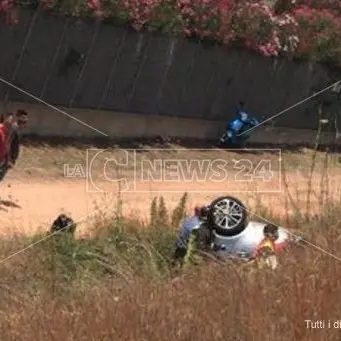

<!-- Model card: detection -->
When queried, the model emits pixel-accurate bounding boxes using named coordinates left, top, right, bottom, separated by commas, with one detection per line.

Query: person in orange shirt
left=252, top=223, right=280, bottom=267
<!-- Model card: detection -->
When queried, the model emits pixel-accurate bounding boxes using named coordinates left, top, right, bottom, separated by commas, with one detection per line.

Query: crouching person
left=252, top=223, right=280, bottom=270
left=50, top=214, right=77, bottom=237
left=173, top=205, right=212, bottom=267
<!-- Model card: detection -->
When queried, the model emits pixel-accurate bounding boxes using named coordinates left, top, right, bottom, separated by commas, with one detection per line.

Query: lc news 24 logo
left=63, top=149, right=282, bottom=193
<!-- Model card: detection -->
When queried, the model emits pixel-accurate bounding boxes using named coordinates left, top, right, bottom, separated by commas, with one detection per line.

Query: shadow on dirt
left=21, top=134, right=341, bottom=154
left=0, top=200, right=21, bottom=209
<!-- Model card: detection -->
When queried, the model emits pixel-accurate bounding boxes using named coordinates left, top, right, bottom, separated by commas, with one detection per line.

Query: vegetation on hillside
left=1, top=0, right=341, bottom=66
left=1, top=134, right=341, bottom=339
left=1, top=186, right=341, bottom=340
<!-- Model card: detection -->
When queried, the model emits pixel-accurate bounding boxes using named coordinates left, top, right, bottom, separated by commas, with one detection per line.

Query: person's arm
left=249, top=116, right=261, bottom=126
left=252, top=238, right=269, bottom=260
left=9, top=131, right=19, bottom=165
left=0, top=128, right=7, bottom=163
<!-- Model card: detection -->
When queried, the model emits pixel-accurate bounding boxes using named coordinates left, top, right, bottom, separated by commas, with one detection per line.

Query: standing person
left=9, top=109, right=28, bottom=167
left=0, top=112, right=15, bottom=181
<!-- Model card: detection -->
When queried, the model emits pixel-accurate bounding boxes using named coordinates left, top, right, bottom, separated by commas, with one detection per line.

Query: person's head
left=194, top=205, right=201, bottom=216
left=16, top=109, right=28, bottom=131
left=236, top=101, right=248, bottom=122
left=194, top=205, right=209, bottom=220
left=1, top=112, right=14, bottom=127
left=239, top=112, right=249, bottom=122
left=263, top=223, right=279, bottom=242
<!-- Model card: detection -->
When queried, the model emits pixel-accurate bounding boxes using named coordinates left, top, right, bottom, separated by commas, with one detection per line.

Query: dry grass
left=1, top=128, right=341, bottom=340
left=1, top=220, right=341, bottom=341
left=0, top=189, right=340, bottom=341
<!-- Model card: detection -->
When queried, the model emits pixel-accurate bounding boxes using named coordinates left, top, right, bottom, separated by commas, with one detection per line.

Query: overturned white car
left=209, top=196, right=288, bottom=255
left=188, top=196, right=289, bottom=261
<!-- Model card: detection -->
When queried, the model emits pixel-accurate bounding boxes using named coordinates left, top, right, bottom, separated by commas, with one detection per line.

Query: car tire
left=207, top=196, right=248, bottom=237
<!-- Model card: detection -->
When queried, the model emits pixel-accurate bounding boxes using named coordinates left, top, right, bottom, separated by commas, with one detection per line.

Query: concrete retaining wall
left=3, top=101, right=222, bottom=139
left=4, top=101, right=341, bottom=146
left=0, top=9, right=340, bottom=135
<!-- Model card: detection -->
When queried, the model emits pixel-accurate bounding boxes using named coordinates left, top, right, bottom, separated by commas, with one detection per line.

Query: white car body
left=212, top=220, right=289, bottom=258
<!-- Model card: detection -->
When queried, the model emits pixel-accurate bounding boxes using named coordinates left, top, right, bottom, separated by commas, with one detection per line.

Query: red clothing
left=0, top=123, right=11, bottom=163
left=252, top=238, right=275, bottom=259
left=252, top=238, right=284, bottom=259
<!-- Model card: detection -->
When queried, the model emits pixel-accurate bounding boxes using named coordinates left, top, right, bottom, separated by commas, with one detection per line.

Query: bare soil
left=0, top=141, right=340, bottom=237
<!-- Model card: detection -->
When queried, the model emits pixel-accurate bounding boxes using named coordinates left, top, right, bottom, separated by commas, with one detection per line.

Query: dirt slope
left=0, top=143, right=339, bottom=236
left=0, top=170, right=339, bottom=237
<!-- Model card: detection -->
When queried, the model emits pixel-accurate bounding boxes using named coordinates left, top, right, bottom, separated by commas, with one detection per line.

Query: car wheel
left=207, top=196, right=248, bottom=237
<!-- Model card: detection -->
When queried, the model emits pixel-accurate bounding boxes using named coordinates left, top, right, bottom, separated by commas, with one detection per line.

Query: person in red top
left=0, top=112, right=15, bottom=180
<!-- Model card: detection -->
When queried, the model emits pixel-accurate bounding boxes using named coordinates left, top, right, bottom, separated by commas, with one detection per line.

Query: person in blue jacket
left=224, top=101, right=260, bottom=147
left=173, top=205, right=211, bottom=265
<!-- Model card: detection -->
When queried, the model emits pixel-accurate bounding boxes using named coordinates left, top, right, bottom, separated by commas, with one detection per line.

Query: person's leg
left=0, top=165, right=5, bottom=181
left=0, top=162, right=9, bottom=182
left=196, top=223, right=212, bottom=253
left=172, top=247, right=187, bottom=267
left=174, top=247, right=187, bottom=259
left=225, top=131, right=237, bottom=148
left=231, top=134, right=242, bottom=149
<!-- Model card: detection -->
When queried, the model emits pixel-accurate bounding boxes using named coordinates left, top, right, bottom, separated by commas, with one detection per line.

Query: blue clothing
left=226, top=111, right=260, bottom=138
left=225, top=117, right=246, bottom=145
left=175, top=216, right=201, bottom=249
left=226, top=118, right=244, bottom=134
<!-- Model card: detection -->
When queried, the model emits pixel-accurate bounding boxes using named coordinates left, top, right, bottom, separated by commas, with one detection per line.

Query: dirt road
left=0, top=144, right=339, bottom=236
left=1, top=169, right=340, bottom=237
